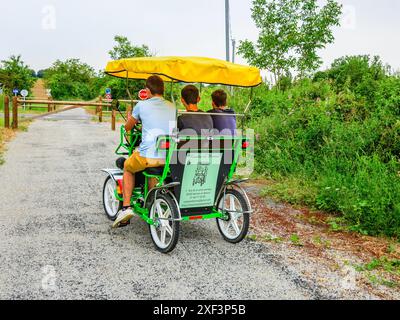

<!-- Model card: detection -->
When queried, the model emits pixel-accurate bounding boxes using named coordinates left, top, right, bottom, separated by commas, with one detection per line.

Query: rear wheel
left=216, top=189, right=250, bottom=244
left=103, top=176, right=122, bottom=221
left=149, top=193, right=180, bottom=254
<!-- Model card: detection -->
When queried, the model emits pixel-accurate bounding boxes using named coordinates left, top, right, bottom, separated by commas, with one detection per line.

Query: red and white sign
left=138, top=89, right=149, bottom=100
left=105, top=93, right=112, bottom=100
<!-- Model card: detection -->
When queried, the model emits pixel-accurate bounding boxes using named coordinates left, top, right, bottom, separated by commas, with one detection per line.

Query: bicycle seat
left=145, top=167, right=165, bottom=176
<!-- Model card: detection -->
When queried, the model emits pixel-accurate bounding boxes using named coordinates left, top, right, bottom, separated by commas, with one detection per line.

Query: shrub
left=248, top=57, right=400, bottom=237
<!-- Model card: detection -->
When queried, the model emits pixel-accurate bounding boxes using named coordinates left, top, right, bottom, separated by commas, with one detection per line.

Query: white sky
left=1, top=0, right=399, bottom=72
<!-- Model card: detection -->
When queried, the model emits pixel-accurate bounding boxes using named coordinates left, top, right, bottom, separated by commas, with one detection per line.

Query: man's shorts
left=124, top=150, right=165, bottom=174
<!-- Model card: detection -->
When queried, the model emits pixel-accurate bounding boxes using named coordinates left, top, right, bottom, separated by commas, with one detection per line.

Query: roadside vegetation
left=235, top=55, right=400, bottom=238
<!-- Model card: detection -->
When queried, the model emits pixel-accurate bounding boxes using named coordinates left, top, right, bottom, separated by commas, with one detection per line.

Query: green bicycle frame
left=114, top=126, right=250, bottom=224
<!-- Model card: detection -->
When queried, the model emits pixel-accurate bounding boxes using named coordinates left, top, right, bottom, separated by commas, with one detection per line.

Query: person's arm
left=125, top=104, right=140, bottom=131
left=125, top=113, right=138, bottom=132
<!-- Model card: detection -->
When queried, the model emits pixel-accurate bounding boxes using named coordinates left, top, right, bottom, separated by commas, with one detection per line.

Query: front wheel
left=103, top=176, right=122, bottom=221
left=216, top=189, right=250, bottom=244
left=149, top=193, right=180, bottom=254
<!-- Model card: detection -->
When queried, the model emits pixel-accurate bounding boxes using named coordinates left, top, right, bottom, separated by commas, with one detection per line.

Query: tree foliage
left=313, top=55, right=391, bottom=106
left=238, top=0, right=342, bottom=83
left=108, top=35, right=151, bottom=60
left=0, top=55, right=36, bottom=94
left=44, top=59, right=97, bottom=100
left=100, top=35, right=152, bottom=99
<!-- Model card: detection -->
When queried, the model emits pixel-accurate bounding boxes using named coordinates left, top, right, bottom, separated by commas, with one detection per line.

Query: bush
left=248, top=57, right=400, bottom=237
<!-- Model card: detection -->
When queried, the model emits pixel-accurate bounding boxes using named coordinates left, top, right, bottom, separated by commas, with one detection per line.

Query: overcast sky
left=1, top=0, right=399, bottom=72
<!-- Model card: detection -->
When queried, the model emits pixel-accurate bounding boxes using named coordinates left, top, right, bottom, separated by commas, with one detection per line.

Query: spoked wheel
left=149, top=193, right=180, bottom=254
left=103, top=176, right=122, bottom=221
left=217, top=189, right=250, bottom=244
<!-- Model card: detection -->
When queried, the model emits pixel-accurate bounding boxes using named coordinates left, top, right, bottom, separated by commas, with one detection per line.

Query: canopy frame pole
left=241, top=88, right=254, bottom=131
left=126, top=73, right=134, bottom=102
left=171, top=81, right=179, bottom=133
left=170, top=81, right=175, bottom=104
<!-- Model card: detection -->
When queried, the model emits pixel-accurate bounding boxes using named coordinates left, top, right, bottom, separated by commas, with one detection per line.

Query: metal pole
left=232, top=39, right=236, bottom=64
left=225, top=0, right=230, bottom=62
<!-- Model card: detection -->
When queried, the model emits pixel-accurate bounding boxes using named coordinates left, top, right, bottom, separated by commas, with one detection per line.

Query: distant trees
left=239, top=0, right=342, bottom=86
left=44, top=59, right=97, bottom=100
left=0, top=55, right=36, bottom=94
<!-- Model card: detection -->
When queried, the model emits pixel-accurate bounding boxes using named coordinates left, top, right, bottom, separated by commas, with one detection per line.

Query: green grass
left=18, top=105, right=50, bottom=114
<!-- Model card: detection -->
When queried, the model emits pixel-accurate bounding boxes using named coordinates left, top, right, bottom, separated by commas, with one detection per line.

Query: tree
left=238, top=0, right=342, bottom=85
left=36, top=69, right=48, bottom=78
left=44, top=59, right=97, bottom=100
left=100, top=35, right=152, bottom=99
left=109, top=35, right=151, bottom=60
left=0, top=55, right=36, bottom=94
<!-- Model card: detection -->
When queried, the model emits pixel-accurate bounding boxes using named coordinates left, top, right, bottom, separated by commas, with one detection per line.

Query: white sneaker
left=112, top=208, right=134, bottom=228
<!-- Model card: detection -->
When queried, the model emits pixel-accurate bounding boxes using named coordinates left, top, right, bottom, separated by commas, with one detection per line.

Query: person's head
left=181, top=85, right=200, bottom=110
left=211, top=89, right=228, bottom=109
left=145, top=75, right=165, bottom=98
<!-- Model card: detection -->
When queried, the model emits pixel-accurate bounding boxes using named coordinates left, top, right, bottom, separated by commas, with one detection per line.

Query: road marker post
left=98, top=96, right=103, bottom=123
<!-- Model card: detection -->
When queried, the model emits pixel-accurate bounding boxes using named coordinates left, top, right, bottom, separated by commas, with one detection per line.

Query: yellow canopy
left=105, top=56, right=262, bottom=87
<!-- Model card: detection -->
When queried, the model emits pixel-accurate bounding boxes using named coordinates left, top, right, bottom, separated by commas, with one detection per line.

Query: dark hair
left=146, top=75, right=164, bottom=95
left=181, top=85, right=199, bottom=105
left=211, top=89, right=227, bottom=108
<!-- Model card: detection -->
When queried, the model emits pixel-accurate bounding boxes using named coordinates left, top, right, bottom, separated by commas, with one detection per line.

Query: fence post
left=12, top=96, right=18, bottom=129
left=48, top=97, right=54, bottom=111
left=47, top=96, right=52, bottom=112
left=98, top=96, right=103, bottom=123
left=112, top=109, right=116, bottom=131
left=4, top=96, right=10, bottom=128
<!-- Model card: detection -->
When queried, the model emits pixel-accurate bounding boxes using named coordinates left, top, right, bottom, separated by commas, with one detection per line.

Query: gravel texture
left=0, top=108, right=317, bottom=300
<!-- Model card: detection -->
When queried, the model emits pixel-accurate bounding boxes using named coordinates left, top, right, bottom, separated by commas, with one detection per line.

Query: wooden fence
left=2, top=96, right=138, bottom=131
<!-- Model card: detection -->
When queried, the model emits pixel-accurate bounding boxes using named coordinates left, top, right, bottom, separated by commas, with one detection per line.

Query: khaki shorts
left=124, top=150, right=165, bottom=174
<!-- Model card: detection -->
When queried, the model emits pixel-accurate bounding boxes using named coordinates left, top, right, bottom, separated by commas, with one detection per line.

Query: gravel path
left=0, top=108, right=315, bottom=300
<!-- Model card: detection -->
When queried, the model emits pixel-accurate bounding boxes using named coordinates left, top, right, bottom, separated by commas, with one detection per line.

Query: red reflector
left=242, top=141, right=250, bottom=149
left=160, top=141, right=170, bottom=149
left=189, top=216, right=203, bottom=221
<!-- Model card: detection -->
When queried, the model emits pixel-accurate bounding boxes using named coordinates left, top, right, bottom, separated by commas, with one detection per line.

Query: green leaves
left=0, top=55, right=36, bottom=94
left=108, top=35, right=151, bottom=60
left=44, top=59, right=97, bottom=100
left=238, top=0, right=342, bottom=82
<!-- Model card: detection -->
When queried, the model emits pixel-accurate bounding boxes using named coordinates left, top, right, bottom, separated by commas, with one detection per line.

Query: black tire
left=103, top=176, right=122, bottom=221
left=216, top=189, right=250, bottom=244
left=148, top=193, right=180, bottom=254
